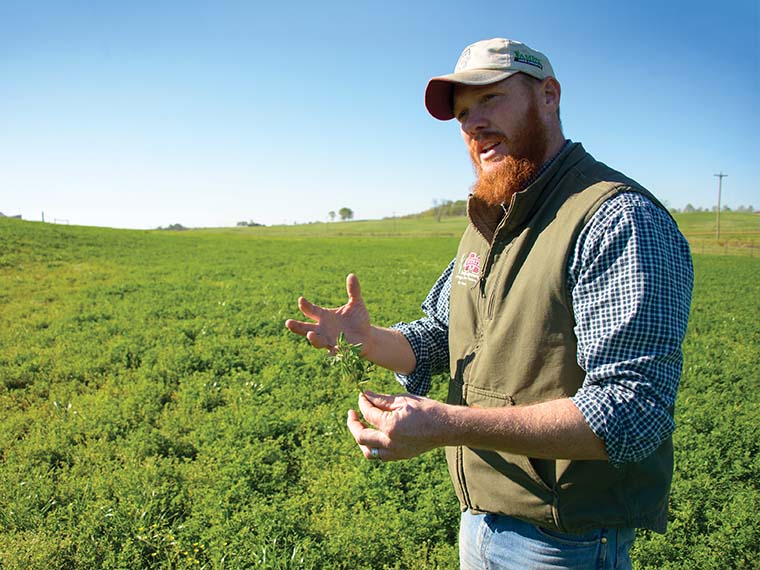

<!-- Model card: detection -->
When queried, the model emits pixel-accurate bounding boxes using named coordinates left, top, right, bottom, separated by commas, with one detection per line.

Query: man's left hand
left=346, top=390, right=450, bottom=461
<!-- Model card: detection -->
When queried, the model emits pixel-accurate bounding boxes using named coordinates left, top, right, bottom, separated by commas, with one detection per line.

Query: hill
left=195, top=210, right=760, bottom=256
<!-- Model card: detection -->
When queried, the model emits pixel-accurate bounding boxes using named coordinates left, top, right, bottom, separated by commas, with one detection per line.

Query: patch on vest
left=455, top=252, right=481, bottom=286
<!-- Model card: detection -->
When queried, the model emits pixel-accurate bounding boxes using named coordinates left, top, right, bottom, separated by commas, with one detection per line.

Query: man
left=285, top=38, right=693, bottom=569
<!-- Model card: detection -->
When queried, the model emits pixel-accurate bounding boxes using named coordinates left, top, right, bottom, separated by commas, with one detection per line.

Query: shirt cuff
left=571, top=382, right=675, bottom=468
left=390, top=322, right=432, bottom=396
left=570, top=388, right=625, bottom=467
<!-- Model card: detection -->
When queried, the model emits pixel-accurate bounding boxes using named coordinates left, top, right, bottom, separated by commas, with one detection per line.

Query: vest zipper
left=551, top=489, right=562, bottom=530
left=486, top=290, right=496, bottom=320
left=456, top=446, right=472, bottom=509
left=457, top=384, right=472, bottom=509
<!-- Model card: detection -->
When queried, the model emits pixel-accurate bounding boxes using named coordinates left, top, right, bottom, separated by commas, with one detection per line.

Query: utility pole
left=714, top=172, right=727, bottom=240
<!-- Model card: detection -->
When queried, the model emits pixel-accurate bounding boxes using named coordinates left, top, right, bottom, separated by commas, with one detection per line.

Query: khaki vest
left=447, top=143, right=672, bottom=533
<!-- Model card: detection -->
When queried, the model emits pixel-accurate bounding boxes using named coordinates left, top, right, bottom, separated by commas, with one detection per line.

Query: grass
left=0, top=213, right=758, bottom=568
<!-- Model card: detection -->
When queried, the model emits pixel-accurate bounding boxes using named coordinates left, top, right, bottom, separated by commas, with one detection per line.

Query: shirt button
left=600, top=537, right=608, bottom=544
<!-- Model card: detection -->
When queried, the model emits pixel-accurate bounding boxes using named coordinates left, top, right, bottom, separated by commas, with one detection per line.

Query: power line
left=714, top=172, right=727, bottom=240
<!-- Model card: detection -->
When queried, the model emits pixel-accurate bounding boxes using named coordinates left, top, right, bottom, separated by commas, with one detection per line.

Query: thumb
left=346, top=273, right=363, bottom=304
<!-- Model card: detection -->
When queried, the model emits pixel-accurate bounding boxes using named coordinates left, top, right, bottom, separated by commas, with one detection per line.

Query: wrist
left=362, top=325, right=381, bottom=360
left=434, top=402, right=468, bottom=447
left=363, top=326, right=417, bottom=375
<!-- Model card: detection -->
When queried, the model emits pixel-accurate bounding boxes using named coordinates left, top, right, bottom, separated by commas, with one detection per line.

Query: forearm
left=363, top=325, right=417, bottom=375
left=442, top=398, right=608, bottom=461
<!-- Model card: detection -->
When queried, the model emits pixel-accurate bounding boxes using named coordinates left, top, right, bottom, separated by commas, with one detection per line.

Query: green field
left=1, top=214, right=758, bottom=569
left=671, top=212, right=760, bottom=255
left=202, top=210, right=760, bottom=255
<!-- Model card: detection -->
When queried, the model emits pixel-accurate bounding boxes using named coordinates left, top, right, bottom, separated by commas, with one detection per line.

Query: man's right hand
left=284, top=273, right=372, bottom=355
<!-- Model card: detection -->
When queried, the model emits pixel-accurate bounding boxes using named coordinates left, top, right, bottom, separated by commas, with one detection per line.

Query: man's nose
left=461, top=108, right=488, bottom=137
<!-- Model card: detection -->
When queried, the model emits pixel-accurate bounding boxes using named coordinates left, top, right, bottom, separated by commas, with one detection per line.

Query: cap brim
left=424, top=69, right=516, bottom=121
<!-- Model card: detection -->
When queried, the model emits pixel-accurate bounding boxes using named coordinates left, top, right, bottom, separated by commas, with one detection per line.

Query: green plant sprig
left=329, top=332, right=372, bottom=389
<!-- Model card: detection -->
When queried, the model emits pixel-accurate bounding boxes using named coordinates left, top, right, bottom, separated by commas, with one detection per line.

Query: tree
left=338, top=207, right=354, bottom=221
left=328, top=211, right=336, bottom=222
left=433, top=199, right=453, bottom=222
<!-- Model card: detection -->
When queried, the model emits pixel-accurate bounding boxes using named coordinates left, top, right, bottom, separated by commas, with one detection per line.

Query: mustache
left=469, top=130, right=507, bottom=173
left=469, top=130, right=507, bottom=150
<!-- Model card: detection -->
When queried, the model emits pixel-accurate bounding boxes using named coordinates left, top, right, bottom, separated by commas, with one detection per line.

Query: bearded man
left=286, top=38, right=694, bottom=570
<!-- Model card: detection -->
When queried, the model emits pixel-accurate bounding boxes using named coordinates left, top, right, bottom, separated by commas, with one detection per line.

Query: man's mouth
left=479, top=140, right=505, bottom=161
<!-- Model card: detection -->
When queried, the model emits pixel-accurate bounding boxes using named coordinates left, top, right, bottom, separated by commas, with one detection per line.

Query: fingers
left=297, top=296, right=324, bottom=321
left=284, top=318, right=333, bottom=350
left=284, top=318, right=315, bottom=337
left=361, top=390, right=398, bottom=411
left=286, top=277, right=364, bottom=348
left=356, top=392, right=392, bottom=429
left=283, top=296, right=323, bottom=337
left=306, top=330, right=331, bottom=350
left=347, top=409, right=391, bottom=458
left=346, top=409, right=368, bottom=442
left=346, top=273, right=363, bottom=304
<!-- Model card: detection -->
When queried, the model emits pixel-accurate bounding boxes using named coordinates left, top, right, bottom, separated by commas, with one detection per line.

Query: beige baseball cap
left=425, top=38, right=556, bottom=121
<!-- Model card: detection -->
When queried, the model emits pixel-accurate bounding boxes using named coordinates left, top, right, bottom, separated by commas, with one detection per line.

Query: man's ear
left=541, top=77, right=561, bottom=112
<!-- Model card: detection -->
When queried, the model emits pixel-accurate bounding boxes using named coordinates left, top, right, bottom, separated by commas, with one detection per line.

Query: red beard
left=470, top=98, right=549, bottom=206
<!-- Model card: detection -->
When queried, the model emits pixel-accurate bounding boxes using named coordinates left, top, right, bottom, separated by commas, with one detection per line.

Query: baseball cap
left=425, top=38, right=556, bottom=121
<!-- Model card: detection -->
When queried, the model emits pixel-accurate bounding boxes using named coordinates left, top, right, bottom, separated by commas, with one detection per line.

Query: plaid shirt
left=392, top=191, right=693, bottom=466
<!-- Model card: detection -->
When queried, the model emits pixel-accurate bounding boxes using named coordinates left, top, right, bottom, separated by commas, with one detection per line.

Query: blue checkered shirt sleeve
left=390, top=259, right=454, bottom=396
left=569, top=192, right=693, bottom=466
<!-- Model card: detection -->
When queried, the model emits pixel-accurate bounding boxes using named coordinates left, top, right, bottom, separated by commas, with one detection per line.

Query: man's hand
left=285, top=275, right=418, bottom=375
left=346, top=390, right=451, bottom=461
left=347, top=391, right=609, bottom=462
left=285, top=273, right=372, bottom=354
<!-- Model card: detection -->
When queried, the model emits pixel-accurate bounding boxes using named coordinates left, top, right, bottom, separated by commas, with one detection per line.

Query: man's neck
left=540, top=133, right=568, bottom=166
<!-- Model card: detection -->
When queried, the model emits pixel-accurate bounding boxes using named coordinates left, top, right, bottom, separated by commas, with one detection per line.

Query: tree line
left=672, top=204, right=755, bottom=214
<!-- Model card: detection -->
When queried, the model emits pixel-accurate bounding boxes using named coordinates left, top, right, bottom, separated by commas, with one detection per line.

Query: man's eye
left=482, top=93, right=497, bottom=103
left=456, top=109, right=468, bottom=122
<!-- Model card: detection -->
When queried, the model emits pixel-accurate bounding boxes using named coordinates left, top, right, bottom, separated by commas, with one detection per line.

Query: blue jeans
left=459, top=510, right=635, bottom=570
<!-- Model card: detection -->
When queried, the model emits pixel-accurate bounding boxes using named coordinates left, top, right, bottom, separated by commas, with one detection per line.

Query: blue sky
left=1, top=0, right=758, bottom=228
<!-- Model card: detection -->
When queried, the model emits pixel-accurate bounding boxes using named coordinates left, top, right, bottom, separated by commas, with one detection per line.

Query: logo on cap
left=513, top=50, right=543, bottom=70
left=455, top=47, right=472, bottom=72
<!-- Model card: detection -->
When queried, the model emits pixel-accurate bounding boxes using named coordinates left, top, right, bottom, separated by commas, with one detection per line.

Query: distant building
left=0, top=212, right=22, bottom=219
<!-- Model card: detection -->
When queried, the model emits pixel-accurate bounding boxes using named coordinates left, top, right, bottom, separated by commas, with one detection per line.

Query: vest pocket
left=460, top=382, right=515, bottom=407
left=456, top=383, right=554, bottom=494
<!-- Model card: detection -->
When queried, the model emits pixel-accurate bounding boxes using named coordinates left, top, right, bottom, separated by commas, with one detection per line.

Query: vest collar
left=467, top=142, right=587, bottom=242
